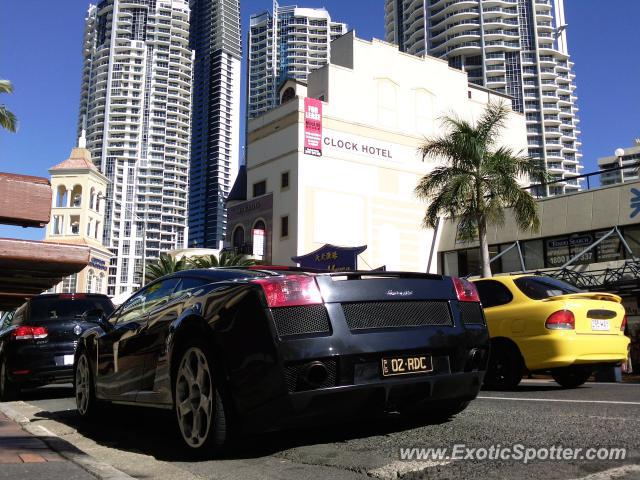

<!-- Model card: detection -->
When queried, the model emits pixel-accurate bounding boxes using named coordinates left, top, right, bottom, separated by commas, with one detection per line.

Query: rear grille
left=341, top=301, right=453, bottom=331
left=459, top=302, right=485, bottom=325
left=271, top=305, right=331, bottom=338
left=284, top=358, right=337, bottom=392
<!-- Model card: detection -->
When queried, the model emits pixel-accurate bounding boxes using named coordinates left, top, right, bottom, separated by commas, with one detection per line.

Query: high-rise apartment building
left=599, top=140, right=640, bottom=186
left=188, top=0, right=242, bottom=249
left=79, top=0, right=193, bottom=296
left=247, top=2, right=347, bottom=119
left=385, top=0, right=582, bottom=196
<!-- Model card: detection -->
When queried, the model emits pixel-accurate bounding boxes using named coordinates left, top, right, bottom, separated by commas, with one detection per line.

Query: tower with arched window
left=46, top=145, right=112, bottom=295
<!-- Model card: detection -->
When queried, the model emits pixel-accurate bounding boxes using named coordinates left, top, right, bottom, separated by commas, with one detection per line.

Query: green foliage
left=0, top=80, right=17, bottom=133
left=415, top=102, right=549, bottom=277
left=140, top=253, right=188, bottom=283
left=187, top=252, right=256, bottom=269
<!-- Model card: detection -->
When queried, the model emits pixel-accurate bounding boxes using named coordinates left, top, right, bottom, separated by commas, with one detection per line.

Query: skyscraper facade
left=188, top=0, right=242, bottom=248
left=79, top=0, right=193, bottom=296
left=247, top=2, right=347, bottom=120
left=385, top=0, right=582, bottom=196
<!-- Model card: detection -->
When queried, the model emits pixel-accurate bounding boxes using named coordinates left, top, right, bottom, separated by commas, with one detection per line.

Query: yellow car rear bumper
left=516, top=333, right=630, bottom=371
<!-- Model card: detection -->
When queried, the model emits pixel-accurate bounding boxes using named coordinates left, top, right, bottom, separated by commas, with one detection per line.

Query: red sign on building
left=303, top=97, right=322, bottom=157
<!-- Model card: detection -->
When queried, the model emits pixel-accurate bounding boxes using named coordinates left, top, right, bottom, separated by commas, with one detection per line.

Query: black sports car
left=0, top=293, right=115, bottom=400
left=74, top=267, right=489, bottom=452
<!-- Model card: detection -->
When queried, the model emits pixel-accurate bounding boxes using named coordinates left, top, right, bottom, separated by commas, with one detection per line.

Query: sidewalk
left=0, top=411, right=93, bottom=479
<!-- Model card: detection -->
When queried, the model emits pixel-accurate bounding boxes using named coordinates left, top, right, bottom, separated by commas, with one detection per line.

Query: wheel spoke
left=178, top=398, right=191, bottom=418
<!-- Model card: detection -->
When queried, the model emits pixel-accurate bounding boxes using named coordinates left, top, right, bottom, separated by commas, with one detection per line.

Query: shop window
left=232, top=225, right=245, bottom=248
left=523, top=240, right=544, bottom=270
left=442, top=251, right=458, bottom=276
left=623, top=226, right=640, bottom=258
left=595, top=230, right=623, bottom=262
left=499, top=244, right=521, bottom=273
left=457, top=248, right=479, bottom=277
left=253, top=180, right=266, bottom=197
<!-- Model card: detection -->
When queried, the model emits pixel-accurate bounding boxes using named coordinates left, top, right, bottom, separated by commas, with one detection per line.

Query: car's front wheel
left=174, top=343, right=229, bottom=454
left=75, top=351, right=100, bottom=418
left=552, top=367, right=592, bottom=388
left=0, top=358, right=19, bottom=401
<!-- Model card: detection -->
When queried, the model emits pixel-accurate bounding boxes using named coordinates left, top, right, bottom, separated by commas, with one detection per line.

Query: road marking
left=368, top=460, right=451, bottom=479
left=572, top=464, right=640, bottom=480
left=478, top=396, right=640, bottom=406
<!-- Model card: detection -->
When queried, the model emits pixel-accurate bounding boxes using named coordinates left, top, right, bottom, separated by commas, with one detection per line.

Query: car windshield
left=29, top=296, right=115, bottom=322
left=514, top=276, right=582, bottom=300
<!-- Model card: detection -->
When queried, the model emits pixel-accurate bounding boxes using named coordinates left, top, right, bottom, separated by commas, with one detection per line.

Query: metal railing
left=525, top=162, right=640, bottom=193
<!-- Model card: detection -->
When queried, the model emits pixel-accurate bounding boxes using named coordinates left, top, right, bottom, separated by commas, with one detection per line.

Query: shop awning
left=0, top=238, right=90, bottom=310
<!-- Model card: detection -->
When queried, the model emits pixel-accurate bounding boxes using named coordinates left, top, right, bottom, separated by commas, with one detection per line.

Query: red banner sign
left=304, top=97, right=322, bottom=157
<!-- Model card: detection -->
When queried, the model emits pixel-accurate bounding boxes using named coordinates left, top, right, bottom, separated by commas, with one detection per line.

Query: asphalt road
left=6, top=380, right=640, bottom=480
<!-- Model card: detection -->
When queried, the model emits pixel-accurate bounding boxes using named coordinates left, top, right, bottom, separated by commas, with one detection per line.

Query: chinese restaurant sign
left=304, top=97, right=322, bottom=157
left=292, top=244, right=367, bottom=271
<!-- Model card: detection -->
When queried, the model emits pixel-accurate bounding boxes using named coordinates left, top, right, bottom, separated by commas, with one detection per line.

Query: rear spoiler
left=543, top=292, right=622, bottom=303
left=239, top=266, right=444, bottom=280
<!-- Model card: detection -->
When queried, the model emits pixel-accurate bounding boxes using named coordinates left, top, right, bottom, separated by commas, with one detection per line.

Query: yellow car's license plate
left=381, top=355, right=433, bottom=377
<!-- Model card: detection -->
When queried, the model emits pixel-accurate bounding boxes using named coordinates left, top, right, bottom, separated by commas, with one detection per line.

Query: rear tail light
left=452, top=277, right=480, bottom=302
left=545, top=310, right=575, bottom=330
left=253, top=275, right=323, bottom=308
left=11, top=325, right=48, bottom=340
left=621, top=315, right=628, bottom=332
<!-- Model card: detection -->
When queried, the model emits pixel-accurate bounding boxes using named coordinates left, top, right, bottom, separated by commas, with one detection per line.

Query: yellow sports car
left=473, top=275, right=629, bottom=389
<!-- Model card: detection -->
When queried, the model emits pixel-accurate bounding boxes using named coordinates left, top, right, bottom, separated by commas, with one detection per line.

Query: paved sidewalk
left=0, top=411, right=93, bottom=479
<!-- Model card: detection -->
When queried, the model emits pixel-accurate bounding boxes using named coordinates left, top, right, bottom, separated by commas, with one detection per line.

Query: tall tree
left=141, top=254, right=187, bottom=283
left=188, top=252, right=256, bottom=269
left=0, top=80, right=17, bottom=133
left=415, top=102, right=547, bottom=278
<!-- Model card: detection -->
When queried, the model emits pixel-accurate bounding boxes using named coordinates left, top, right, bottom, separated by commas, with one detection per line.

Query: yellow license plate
left=381, top=355, right=433, bottom=377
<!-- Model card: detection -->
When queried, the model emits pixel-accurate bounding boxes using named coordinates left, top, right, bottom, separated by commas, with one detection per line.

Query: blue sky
left=1, top=0, right=638, bottom=240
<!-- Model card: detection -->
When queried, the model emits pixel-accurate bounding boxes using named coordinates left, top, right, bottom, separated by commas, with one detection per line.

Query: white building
left=188, top=0, right=242, bottom=249
left=599, top=140, right=640, bottom=186
left=384, top=0, right=582, bottom=196
left=78, top=0, right=193, bottom=296
left=227, top=33, right=527, bottom=272
left=247, top=2, right=347, bottom=120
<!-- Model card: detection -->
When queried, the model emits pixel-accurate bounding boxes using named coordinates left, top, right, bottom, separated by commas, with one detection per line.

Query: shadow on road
left=18, top=385, right=75, bottom=401
left=34, top=401, right=454, bottom=462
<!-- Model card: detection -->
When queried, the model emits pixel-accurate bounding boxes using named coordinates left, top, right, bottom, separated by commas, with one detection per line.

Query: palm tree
left=141, top=253, right=188, bottom=283
left=0, top=80, right=17, bottom=133
left=415, top=102, right=548, bottom=278
left=188, top=251, right=256, bottom=269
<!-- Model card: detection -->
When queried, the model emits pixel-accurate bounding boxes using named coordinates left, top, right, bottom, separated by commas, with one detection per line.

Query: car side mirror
left=82, top=308, right=111, bottom=331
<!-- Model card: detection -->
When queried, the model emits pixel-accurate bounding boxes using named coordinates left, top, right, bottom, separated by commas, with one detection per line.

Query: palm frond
left=0, top=80, right=13, bottom=95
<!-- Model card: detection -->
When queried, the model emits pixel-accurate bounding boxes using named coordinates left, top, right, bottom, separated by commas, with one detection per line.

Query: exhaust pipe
left=302, top=361, right=329, bottom=388
left=467, top=348, right=483, bottom=371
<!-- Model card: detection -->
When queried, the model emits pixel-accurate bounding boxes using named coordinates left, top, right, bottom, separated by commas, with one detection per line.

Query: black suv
left=0, top=293, right=114, bottom=400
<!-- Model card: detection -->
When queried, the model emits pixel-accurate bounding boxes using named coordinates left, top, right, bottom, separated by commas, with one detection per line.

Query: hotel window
left=281, top=171, right=289, bottom=190
left=61, top=274, right=78, bottom=294
left=253, top=180, right=266, bottom=197
left=280, top=215, right=289, bottom=239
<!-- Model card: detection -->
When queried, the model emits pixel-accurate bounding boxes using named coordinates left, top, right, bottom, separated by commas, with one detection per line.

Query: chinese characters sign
left=292, top=244, right=367, bottom=271
left=304, top=97, right=322, bottom=157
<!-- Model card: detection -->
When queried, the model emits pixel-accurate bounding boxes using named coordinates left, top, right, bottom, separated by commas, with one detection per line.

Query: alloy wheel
left=75, top=354, right=90, bottom=415
left=175, top=347, right=214, bottom=448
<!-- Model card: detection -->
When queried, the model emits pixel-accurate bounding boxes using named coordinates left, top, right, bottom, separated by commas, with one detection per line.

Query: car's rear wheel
left=0, top=359, right=19, bottom=401
left=75, top=351, right=100, bottom=418
left=174, top=344, right=229, bottom=454
left=552, top=367, right=592, bottom=388
left=484, top=341, right=523, bottom=390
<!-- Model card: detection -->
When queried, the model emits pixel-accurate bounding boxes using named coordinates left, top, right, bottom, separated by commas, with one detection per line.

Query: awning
left=0, top=238, right=90, bottom=310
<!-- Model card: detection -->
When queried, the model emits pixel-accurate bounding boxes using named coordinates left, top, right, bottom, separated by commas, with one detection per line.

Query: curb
left=0, top=401, right=135, bottom=480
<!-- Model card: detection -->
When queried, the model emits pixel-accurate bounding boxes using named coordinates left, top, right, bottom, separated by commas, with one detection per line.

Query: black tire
left=552, top=367, right=592, bottom=388
left=74, top=350, right=101, bottom=419
left=484, top=341, right=523, bottom=390
left=0, top=359, right=19, bottom=401
left=173, top=341, right=231, bottom=455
